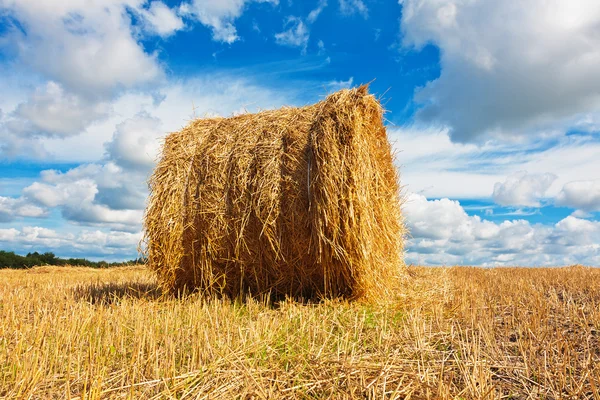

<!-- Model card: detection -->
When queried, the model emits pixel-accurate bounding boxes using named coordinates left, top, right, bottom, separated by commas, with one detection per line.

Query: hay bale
left=143, top=85, right=405, bottom=301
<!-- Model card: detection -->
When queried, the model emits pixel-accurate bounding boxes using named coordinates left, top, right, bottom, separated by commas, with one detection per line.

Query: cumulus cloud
left=0, top=226, right=142, bottom=259
left=0, top=228, right=19, bottom=242
left=0, top=1, right=182, bottom=159
left=492, top=171, right=557, bottom=207
left=404, top=194, right=499, bottom=242
left=105, top=114, right=165, bottom=171
left=41, top=164, right=147, bottom=212
left=0, top=134, right=49, bottom=160
left=556, top=180, right=600, bottom=212
left=553, top=216, right=600, bottom=246
left=0, top=81, right=111, bottom=159
left=62, top=205, right=143, bottom=230
left=76, top=230, right=141, bottom=250
left=389, top=125, right=506, bottom=198
left=4, top=82, right=110, bottom=138
left=21, top=164, right=145, bottom=231
left=138, top=1, right=185, bottom=37
left=403, top=193, right=600, bottom=266
left=0, top=196, right=47, bottom=222
left=389, top=125, right=600, bottom=200
left=0, top=0, right=167, bottom=96
left=180, top=0, right=278, bottom=44
left=400, top=0, right=600, bottom=142
left=23, top=179, right=97, bottom=209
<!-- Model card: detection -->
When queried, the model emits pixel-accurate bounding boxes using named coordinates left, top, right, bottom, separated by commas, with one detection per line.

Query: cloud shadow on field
left=72, top=281, right=162, bottom=305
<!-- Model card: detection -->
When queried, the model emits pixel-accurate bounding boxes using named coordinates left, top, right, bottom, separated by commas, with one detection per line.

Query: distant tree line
left=0, top=251, right=145, bottom=269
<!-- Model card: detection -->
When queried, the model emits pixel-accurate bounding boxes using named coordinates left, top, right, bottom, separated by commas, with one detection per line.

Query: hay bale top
left=144, top=85, right=405, bottom=302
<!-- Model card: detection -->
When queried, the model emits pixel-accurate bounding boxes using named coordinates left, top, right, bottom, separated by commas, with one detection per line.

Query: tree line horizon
left=0, top=250, right=145, bottom=269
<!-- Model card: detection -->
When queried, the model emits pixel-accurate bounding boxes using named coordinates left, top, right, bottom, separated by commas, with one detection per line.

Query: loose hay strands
left=143, top=85, right=405, bottom=302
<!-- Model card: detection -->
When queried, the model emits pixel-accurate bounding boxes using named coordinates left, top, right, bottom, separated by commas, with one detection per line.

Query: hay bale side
left=143, top=85, right=405, bottom=301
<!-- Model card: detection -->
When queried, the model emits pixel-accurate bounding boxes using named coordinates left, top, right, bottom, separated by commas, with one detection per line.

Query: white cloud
left=0, top=0, right=168, bottom=96
left=404, top=194, right=499, bottom=241
left=275, top=0, right=328, bottom=53
left=21, top=164, right=145, bottom=231
left=0, top=0, right=216, bottom=162
left=403, top=193, right=600, bottom=266
left=389, top=125, right=600, bottom=200
left=0, top=196, right=47, bottom=222
left=389, top=125, right=503, bottom=198
left=76, top=230, right=141, bottom=249
left=556, top=180, right=600, bottom=212
left=23, top=179, right=97, bottom=209
left=0, top=228, right=19, bottom=242
left=138, top=1, right=185, bottom=37
left=62, top=204, right=144, bottom=229
left=0, top=134, right=48, bottom=160
left=180, top=0, right=278, bottom=44
left=21, top=226, right=65, bottom=243
left=400, top=0, right=600, bottom=142
left=5, top=82, right=110, bottom=138
left=0, top=226, right=142, bottom=258
left=339, top=0, right=368, bottom=17
left=105, top=114, right=165, bottom=171
left=275, top=17, right=310, bottom=52
left=492, top=171, right=557, bottom=207
left=43, top=164, right=147, bottom=213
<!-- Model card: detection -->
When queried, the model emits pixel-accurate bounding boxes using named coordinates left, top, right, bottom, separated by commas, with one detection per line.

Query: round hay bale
left=143, top=85, right=405, bottom=301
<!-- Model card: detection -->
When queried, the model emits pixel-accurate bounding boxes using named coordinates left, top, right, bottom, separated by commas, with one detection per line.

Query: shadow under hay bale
left=72, top=282, right=162, bottom=305
left=144, top=85, right=405, bottom=302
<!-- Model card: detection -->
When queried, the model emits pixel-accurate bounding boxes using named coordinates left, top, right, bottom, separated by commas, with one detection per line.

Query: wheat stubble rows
left=1, top=265, right=599, bottom=399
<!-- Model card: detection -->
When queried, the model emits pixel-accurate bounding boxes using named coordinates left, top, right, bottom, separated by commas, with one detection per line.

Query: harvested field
left=1, top=265, right=600, bottom=399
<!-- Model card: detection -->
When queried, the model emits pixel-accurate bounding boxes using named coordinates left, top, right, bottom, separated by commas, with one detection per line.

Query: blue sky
left=1, top=0, right=599, bottom=266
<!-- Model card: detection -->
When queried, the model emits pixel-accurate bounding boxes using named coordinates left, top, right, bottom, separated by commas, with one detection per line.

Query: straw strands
left=143, top=85, right=405, bottom=301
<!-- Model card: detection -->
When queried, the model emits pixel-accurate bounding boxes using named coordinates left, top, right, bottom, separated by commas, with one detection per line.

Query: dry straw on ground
left=144, top=85, right=405, bottom=301
left=3, top=265, right=600, bottom=399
